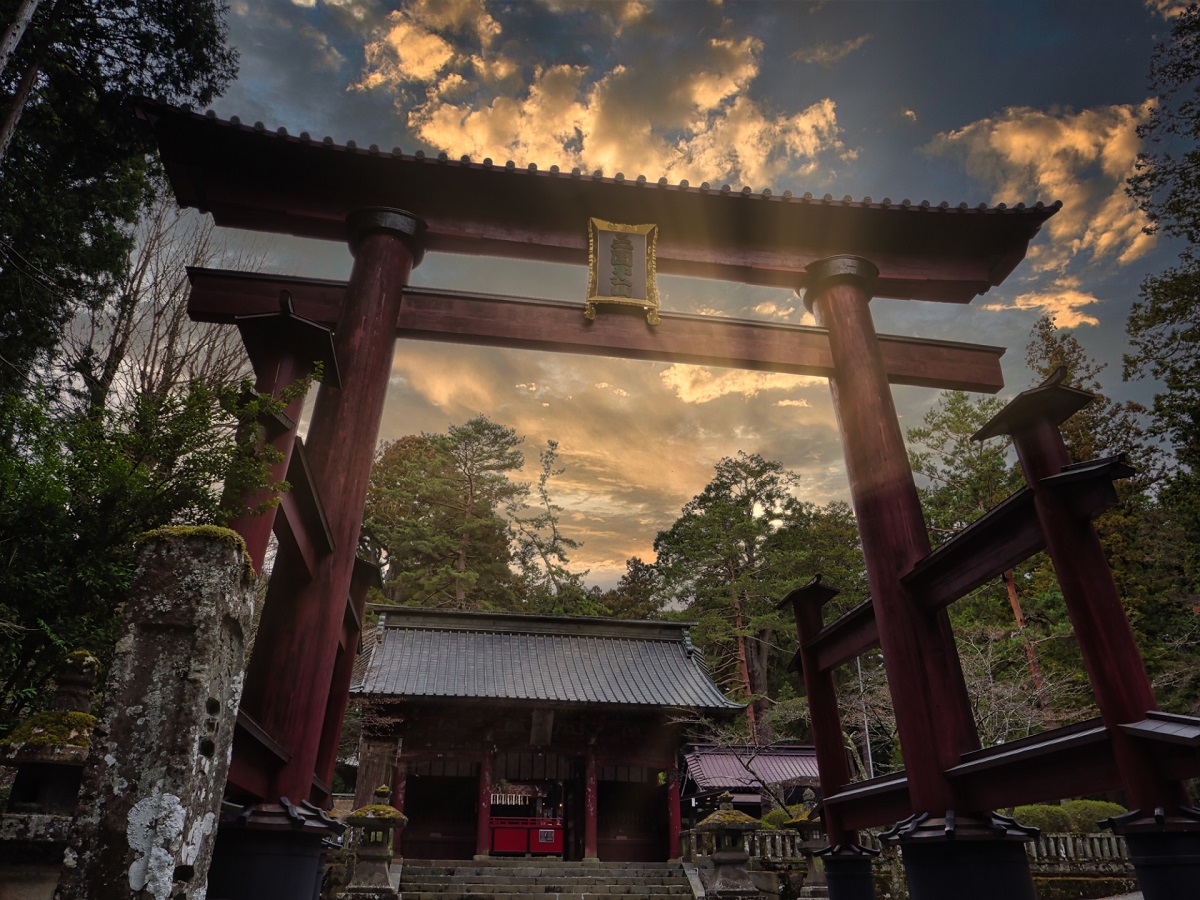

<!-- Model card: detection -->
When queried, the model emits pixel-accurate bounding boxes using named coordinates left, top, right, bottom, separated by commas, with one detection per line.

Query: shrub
left=1013, top=804, right=1072, bottom=833
left=1060, top=799, right=1127, bottom=833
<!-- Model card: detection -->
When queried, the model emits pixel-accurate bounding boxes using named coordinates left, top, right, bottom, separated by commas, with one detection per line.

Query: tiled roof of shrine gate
left=353, top=608, right=742, bottom=711
left=684, top=744, right=820, bottom=794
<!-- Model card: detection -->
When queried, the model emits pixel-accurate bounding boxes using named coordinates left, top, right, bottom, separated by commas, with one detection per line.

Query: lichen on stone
left=1, top=709, right=96, bottom=748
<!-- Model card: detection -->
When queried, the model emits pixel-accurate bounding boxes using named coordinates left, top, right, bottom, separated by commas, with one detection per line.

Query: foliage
left=654, top=452, right=800, bottom=743
left=512, top=440, right=595, bottom=614
left=1127, top=4, right=1200, bottom=611
left=363, top=416, right=588, bottom=613
left=0, top=0, right=237, bottom=395
left=1013, top=804, right=1073, bottom=833
left=592, top=557, right=665, bottom=620
left=0, top=376, right=301, bottom=732
left=1059, top=799, right=1128, bottom=833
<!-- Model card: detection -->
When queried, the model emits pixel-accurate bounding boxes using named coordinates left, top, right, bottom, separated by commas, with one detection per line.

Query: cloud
left=927, top=103, right=1156, bottom=275
left=982, top=276, right=1102, bottom=328
left=1146, top=0, right=1190, bottom=18
left=660, top=365, right=824, bottom=404
left=901, top=108, right=917, bottom=123
left=752, top=300, right=797, bottom=319
left=791, top=33, right=872, bottom=66
left=352, top=2, right=851, bottom=188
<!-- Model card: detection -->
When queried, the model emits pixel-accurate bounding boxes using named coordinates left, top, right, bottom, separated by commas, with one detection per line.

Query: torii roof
left=136, top=99, right=1058, bottom=304
left=353, top=607, right=741, bottom=712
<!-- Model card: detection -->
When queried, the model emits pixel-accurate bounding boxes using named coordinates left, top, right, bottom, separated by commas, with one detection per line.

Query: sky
left=202, top=0, right=1189, bottom=587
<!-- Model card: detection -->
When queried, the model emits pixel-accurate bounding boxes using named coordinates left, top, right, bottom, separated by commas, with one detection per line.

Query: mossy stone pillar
left=56, top=527, right=255, bottom=900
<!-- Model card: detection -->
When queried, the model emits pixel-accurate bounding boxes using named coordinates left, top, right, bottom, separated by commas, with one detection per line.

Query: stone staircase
left=395, top=858, right=700, bottom=900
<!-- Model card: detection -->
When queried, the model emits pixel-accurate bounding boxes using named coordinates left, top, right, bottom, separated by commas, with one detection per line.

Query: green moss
left=347, top=804, right=408, bottom=822
left=64, top=649, right=99, bottom=670
left=137, top=525, right=254, bottom=581
left=1, top=709, right=96, bottom=748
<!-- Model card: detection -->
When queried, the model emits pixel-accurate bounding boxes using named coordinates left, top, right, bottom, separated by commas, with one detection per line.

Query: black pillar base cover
left=207, top=828, right=327, bottom=900
left=901, top=839, right=1036, bottom=900
left=1125, top=830, right=1200, bottom=900
left=824, top=853, right=876, bottom=900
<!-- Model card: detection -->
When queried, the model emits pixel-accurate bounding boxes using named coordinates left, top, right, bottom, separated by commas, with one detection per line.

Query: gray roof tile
left=355, top=608, right=741, bottom=711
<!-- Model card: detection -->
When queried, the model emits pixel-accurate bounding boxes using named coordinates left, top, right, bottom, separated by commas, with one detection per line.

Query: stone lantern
left=785, top=808, right=828, bottom=898
left=695, top=792, right=761, bottom=898
left=339, top=785, right=408, bottom=900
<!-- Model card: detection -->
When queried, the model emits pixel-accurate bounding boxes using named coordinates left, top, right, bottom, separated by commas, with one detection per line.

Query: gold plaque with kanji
left=585, top=218, right=660, bottom=325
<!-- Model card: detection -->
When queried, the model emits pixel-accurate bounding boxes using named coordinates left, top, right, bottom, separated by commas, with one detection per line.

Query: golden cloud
left=928, top=103, right=1156, bottom=275
left=1146, top=0, right=1190, bottom=18
left=982, top=278, right=1102, bottom=328
left=354, top=3, right=849, bottom=187
left=660, top=365, right=824, bottom=404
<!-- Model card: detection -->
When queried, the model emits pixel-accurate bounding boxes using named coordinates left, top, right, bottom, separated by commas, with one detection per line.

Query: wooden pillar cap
left=347, top=207, right=427, bottom=266
left=802, top=255, right=879, bottom=311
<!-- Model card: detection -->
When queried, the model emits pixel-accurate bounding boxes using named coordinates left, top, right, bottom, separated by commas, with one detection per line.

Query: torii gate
left=132, top=98, right=1192, bottom=900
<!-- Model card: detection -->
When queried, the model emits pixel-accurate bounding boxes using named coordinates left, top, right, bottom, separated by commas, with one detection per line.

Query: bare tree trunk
left=1003, top=567, right=1055, bottom=725
left=0, top=56, right=38, bottom=163
left=0, top=0, right=41, bottom=79
left=732, top=593, right=756, bottom=738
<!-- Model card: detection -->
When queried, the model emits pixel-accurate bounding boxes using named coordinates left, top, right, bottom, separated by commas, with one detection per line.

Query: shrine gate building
left=352, top=608, right=741, bottom=862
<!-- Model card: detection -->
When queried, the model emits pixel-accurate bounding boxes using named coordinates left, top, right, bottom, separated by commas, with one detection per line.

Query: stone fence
left=681, top=828, right=1133, bottom=876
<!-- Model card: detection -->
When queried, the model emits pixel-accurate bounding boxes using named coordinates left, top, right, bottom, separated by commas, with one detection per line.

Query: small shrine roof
left=353, top=607, right=742, bottom=711
left=683, top=743, right=820, bottom=793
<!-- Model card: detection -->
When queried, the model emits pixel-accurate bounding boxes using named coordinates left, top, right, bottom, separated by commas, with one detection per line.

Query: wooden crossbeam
left=142, top=99, right=1059, bottom=304
left=797, top=600, right=880, bottom=674
left=825, top=721, right=1120, bottom=831
left=186, top=268, right=1006, bottom=393
left=903, top=456, right=1133, bottom=612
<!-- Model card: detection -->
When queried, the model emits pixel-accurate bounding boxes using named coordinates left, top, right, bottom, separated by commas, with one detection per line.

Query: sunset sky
left=203, top=0, right=1187, bottom=586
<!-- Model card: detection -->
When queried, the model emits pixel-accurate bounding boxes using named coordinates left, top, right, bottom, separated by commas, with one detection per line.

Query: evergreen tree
left=1127, top=5, right=1200, bottom=613
left=654, top=452, right=800, bottom=743
left=364, top=417, right=524, bottom=610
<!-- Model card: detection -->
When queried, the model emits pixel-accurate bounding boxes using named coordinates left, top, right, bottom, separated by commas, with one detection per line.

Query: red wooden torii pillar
left=210, top=209, right=426, bottom=897
left=798, top=257, right=1037, bottom=899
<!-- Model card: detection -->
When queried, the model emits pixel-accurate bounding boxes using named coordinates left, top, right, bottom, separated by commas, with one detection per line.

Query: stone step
left=396, top=858, right=694, bottom=900
left=400, top=878, right=691, bottom=883
left=398, top=888, right=691, bottom=897
left=400, top=894, right=691, bottom=900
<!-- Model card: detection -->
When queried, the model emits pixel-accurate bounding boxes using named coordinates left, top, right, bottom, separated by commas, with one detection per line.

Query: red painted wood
left=786, top=583, right=861, bottom=847
left=809, top=265, right=978, bottom=814
left=141, top=100, right=1057, bottom=303
left=393, top=763, right=406, bottom=816
left=477, top=750, right=494, bottom=857
left=240, top=218, right=418, bottom=806
left=584, top=746, right=598, bottom=861
left=224, top=346, right=307, bottom=572
left=314, top=562, right=374, bottom=789
left=1011, top=417, right=1188, bottom=813
left=666, top=756, right=681, bottom=860
left=805, top=599, right=880, bottom=674
left=186, top=269, right=1008, bottom=394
